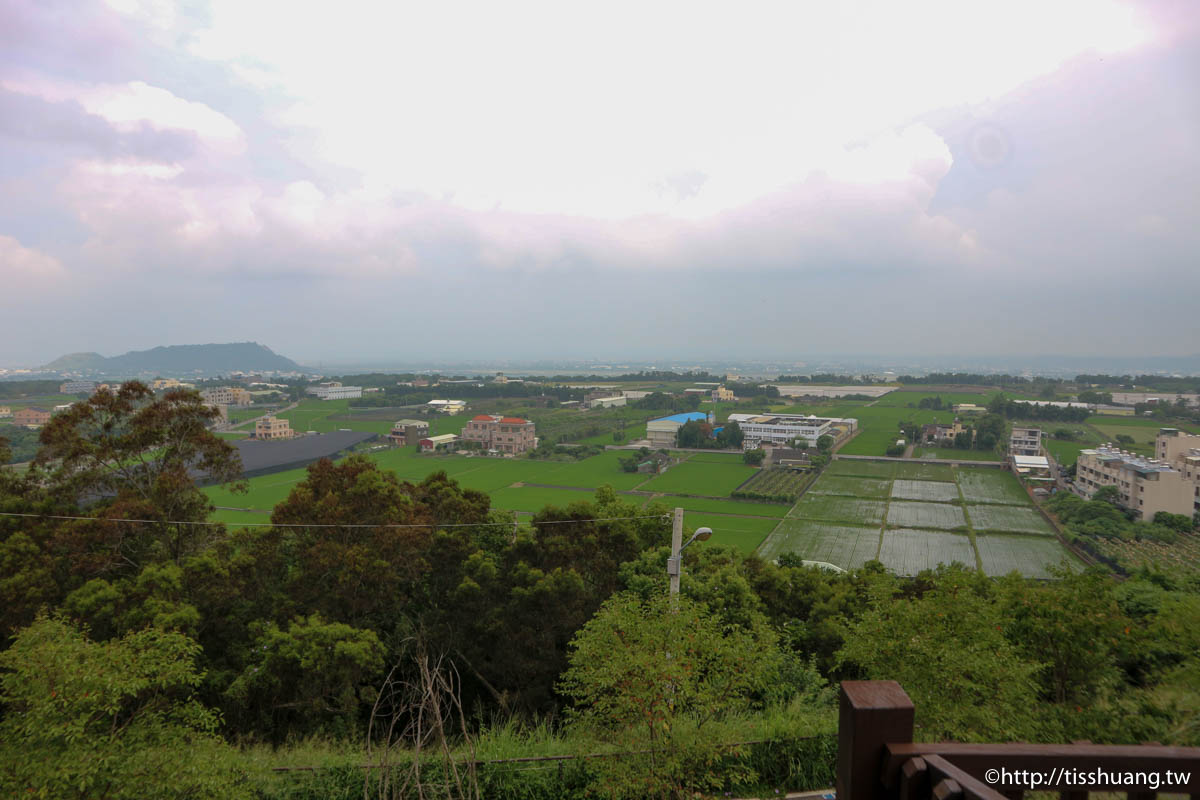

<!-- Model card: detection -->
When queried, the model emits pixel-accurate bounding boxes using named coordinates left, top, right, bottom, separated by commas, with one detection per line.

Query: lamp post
left=667, top=506, right=712, bottom=597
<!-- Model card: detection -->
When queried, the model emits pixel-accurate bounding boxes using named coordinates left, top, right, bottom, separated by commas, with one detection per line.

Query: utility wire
left=0, top=511, right=671, bottom=529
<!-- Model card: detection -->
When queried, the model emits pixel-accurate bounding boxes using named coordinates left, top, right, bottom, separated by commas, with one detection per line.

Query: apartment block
left=712, top=386, right=736, bottom=402
left=255, top=416, right=294, bottom=440
left=1155, top=429, right=1200, bottom=513
left=13, top=407, right=52, bottom=428
left=460, top=414, right=537, bottom=454
left=1074, top=445, right=1193, bottom=521
left=201, top=386, right=253, bottom=406
left=1009, top=426, right=1043, bottom=456
left=59, top=380, right=96, bottom=394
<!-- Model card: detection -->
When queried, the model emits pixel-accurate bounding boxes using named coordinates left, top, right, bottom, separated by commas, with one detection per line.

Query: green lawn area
left=685, top=513, right=780, bottom=555
left=638, top=460, right=758, bottom=496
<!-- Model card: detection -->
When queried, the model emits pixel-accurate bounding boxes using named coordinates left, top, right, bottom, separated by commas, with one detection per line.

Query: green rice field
left=965, top=504, right=1056, bottom=536
left=758, top=521, right=880, bottom=568
left=638, top=460, right=758, bottom=496
left=890, top=479, right=960, bottom=503
left=791, top=494, right=889, bottom=526
left=878, top=529, right=977, bottom=576
left=956, top=470, right=1028, bottom=505
left=826, top=459, right=897, bottom=479
left=911, top=446, right=1004, bottom=461
left=886, top=501, right=966, bottom=530
left=809, top=475, right=891, bottom=499
left=975, top=534, right=1080, bottom=578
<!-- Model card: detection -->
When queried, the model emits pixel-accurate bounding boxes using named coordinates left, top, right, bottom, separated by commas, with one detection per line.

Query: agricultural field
left=1088, top=533, right=1200, bottom=580
left=638, top=460, right=758, bottom=496
left=792, top=494, right=888, bottom=526
left=891, top=462, right=957, bottom=481
left=826, top=459, right=896, bottom=479
left=878, top=529, right=977, bottom=576
left=957, top=470, right=1028, bottom=505
left=758, top=463, right=1083, bottom=578
left=648, top=494, right=791, bottom=517
left=686, top=513, right=782, bottom=555
left=890, top=480, right=960, bottom=503
left=809, top=475, right=891, bottom=499
left=965, top=504, right=1056, bottom=536
left=886, top=501, right=966, bottom=530
left=975, top=534, right=1080, bottom=578
left=757, top=520, right=880, bottom=569
left=911, top=446, right=1004, bottom=462
left=735, top=467, right=815, bottom=500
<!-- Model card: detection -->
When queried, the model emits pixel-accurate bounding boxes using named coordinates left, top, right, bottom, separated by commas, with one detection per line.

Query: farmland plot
left=956, top=469, right=1028, bottom=505
left=685, top=513, right=779, bottom=555
left=793, top=494, right=888, bottom=526
left=878, top=529, right=977, bottom=576
left=966, top=504, right=1055, bottom=536
left=810, top=475, right=891, bottom=499
left=886, top=501, right=966, bottom=530
left=892, top=462, right=957, bottom=482
left=827, top=459, right=896, bottom=479
left=639, top=461, right=757, bottom=496
left=891, top=479, right=960, bottom=503
left=758, top=520, right=880, bottom=569
left=975, top=534, right=1080, bottom=577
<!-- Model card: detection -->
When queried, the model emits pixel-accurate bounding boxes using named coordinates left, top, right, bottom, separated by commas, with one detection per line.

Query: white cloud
left=0, top=235, right=65, bottom=284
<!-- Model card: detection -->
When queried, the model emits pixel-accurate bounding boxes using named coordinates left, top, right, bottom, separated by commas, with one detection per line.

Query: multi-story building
left=712, top=386, right=735, bottom=402
left=727, top=413, right=858, bottom=450
left=13, top=407, right=52, bottom=428
left=1074, top=445, right=1193, bottom=521
left=151, top=378, right=191, bottom=390
left=1009, top=426, right=1043, bottom=456
left=387, top=419, right=429, bottom=446
left=307, top=382, right=363, bottom=401
left=921, top=419, right=967, bottom=444
left=1155, top=429, right=1200, bottom=513
left=647, top=412, right=710, bottom=448
left=255, top=416, right=294, bottom=440
left=426, top=399, right=467, bottom=415
left=200, top=386, right=253, bottom=406
left=460, top=415, right=537, bottom=454
left=60, top=380, right=96, bottom=394
left=0, top=406, right=11, bottom=418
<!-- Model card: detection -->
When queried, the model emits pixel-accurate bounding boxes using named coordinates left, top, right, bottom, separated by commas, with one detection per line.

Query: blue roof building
left=646, top=411, right=709, bottom=447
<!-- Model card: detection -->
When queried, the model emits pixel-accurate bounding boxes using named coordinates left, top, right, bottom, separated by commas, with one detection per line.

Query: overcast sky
left=1, top=0, right=1198, bottom=366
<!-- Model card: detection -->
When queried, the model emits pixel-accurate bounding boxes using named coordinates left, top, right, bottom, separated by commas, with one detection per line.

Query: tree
left=1093, top=485, right=1121, bottom=506
left=743, top=448, right=765, bottom=466
left=716, top=420, right=743, bottom=449
left=35, top=382, right=244, bottom=563
left=816, top=434, right=834, bottom=453
left=559, top=593, right=780, bottom=798
left=675, top=419, right=713, bottom=448
left=0, top=614, right=250, bottom=799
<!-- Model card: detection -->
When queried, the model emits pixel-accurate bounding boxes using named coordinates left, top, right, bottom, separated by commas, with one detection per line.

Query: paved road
left=216, top=401, right=299, bottom=432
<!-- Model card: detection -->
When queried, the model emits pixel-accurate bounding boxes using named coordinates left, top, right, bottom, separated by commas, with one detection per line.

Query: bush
left=743, top=448, right=765, bottom=466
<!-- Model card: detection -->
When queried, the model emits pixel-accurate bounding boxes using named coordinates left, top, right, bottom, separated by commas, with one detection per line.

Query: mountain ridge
left=41, top=342, right=310, bottom=376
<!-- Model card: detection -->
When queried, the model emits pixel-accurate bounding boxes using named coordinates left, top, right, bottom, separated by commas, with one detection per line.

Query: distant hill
left=41, top=342, right=309, bottom=376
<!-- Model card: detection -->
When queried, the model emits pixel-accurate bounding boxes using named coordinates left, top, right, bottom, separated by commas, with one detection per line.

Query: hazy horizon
left=3, top=1, right=1199, bottom=364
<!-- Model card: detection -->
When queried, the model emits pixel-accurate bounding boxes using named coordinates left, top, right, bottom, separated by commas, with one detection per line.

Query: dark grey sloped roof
left=198, top=430, right=378, bottom=483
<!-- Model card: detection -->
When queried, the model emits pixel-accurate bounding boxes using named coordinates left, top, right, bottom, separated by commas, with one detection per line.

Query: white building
left=427, top=399, right=467, bottom=415
left=588, top=395, right=627, bottom=409
left=727, top=413, right=858, bottom=449
left=307, top=382, right=363, bottom=400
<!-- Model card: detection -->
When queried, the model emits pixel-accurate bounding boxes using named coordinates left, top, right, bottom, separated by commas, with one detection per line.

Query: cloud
left=0, top=234, right=64, bottom=283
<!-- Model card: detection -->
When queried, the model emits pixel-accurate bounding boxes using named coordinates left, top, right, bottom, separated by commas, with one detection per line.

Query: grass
left=886, top=501, right=966, bottom=530
left=685, top=513, right=781, bottom=555
left=757, top=520, right=881, bottom=568
left=637, top=460, right=759, bottom=496
left=878, top=529, right=977, bottom=576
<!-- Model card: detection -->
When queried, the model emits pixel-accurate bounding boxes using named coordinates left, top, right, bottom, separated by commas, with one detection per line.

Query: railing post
left=839, top=681, right=915, bottom=800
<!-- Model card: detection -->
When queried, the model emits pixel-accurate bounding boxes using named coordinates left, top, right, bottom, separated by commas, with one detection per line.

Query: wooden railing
left=838, top=681, right=1200, bottom=800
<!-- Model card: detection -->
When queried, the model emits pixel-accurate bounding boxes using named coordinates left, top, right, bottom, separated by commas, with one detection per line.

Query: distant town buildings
left=727, top=413, right=858, bottom=450
left=586, top=392, right=627, bottom=409
left=59, top=380, right=96, bottom=394
left=255, top=416, right=294, bottom=440
left=1009, top=426, right=1043, bottom=456
left=1075, top=445, right=1193, bottom=521
left=426, top=399, right=467, bottom=415
left=646, top=412, right=710, bottom=448
left=1156, top=429, right=1200, bottom=514
left=921, top=420, right=967, bottom=445
left=387, top=419, right=429, bottom=446
left=201, top=386, right=253, bottom=406
left=460, top=415, right=537, bottom=454
left=307, top=382, right=363, bottom=400
left=952, top=403, right=985, bottom=415
left=0, top=406, right=11, bottom=418
left=151, top=378, right=191, bottom=390
left=13, top=407, right=51, bottom=428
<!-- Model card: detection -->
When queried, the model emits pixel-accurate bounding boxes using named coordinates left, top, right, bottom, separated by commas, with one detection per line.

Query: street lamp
left=667, top=510, right=712, bottom=596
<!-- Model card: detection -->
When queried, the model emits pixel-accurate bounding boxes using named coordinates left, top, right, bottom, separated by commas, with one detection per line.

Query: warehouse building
left=307, top=382, right=363, bottom=400
left=426, top=399, right=467, bottom=415
left=646, top=412, right=709, bottom=448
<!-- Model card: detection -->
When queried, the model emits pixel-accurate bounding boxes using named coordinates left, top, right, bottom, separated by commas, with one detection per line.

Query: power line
left=0, top=511, right=671, bottom=529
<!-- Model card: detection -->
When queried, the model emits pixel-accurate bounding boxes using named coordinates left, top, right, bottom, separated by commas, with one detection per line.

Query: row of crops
left=733, top=467, right=817, bottom=502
